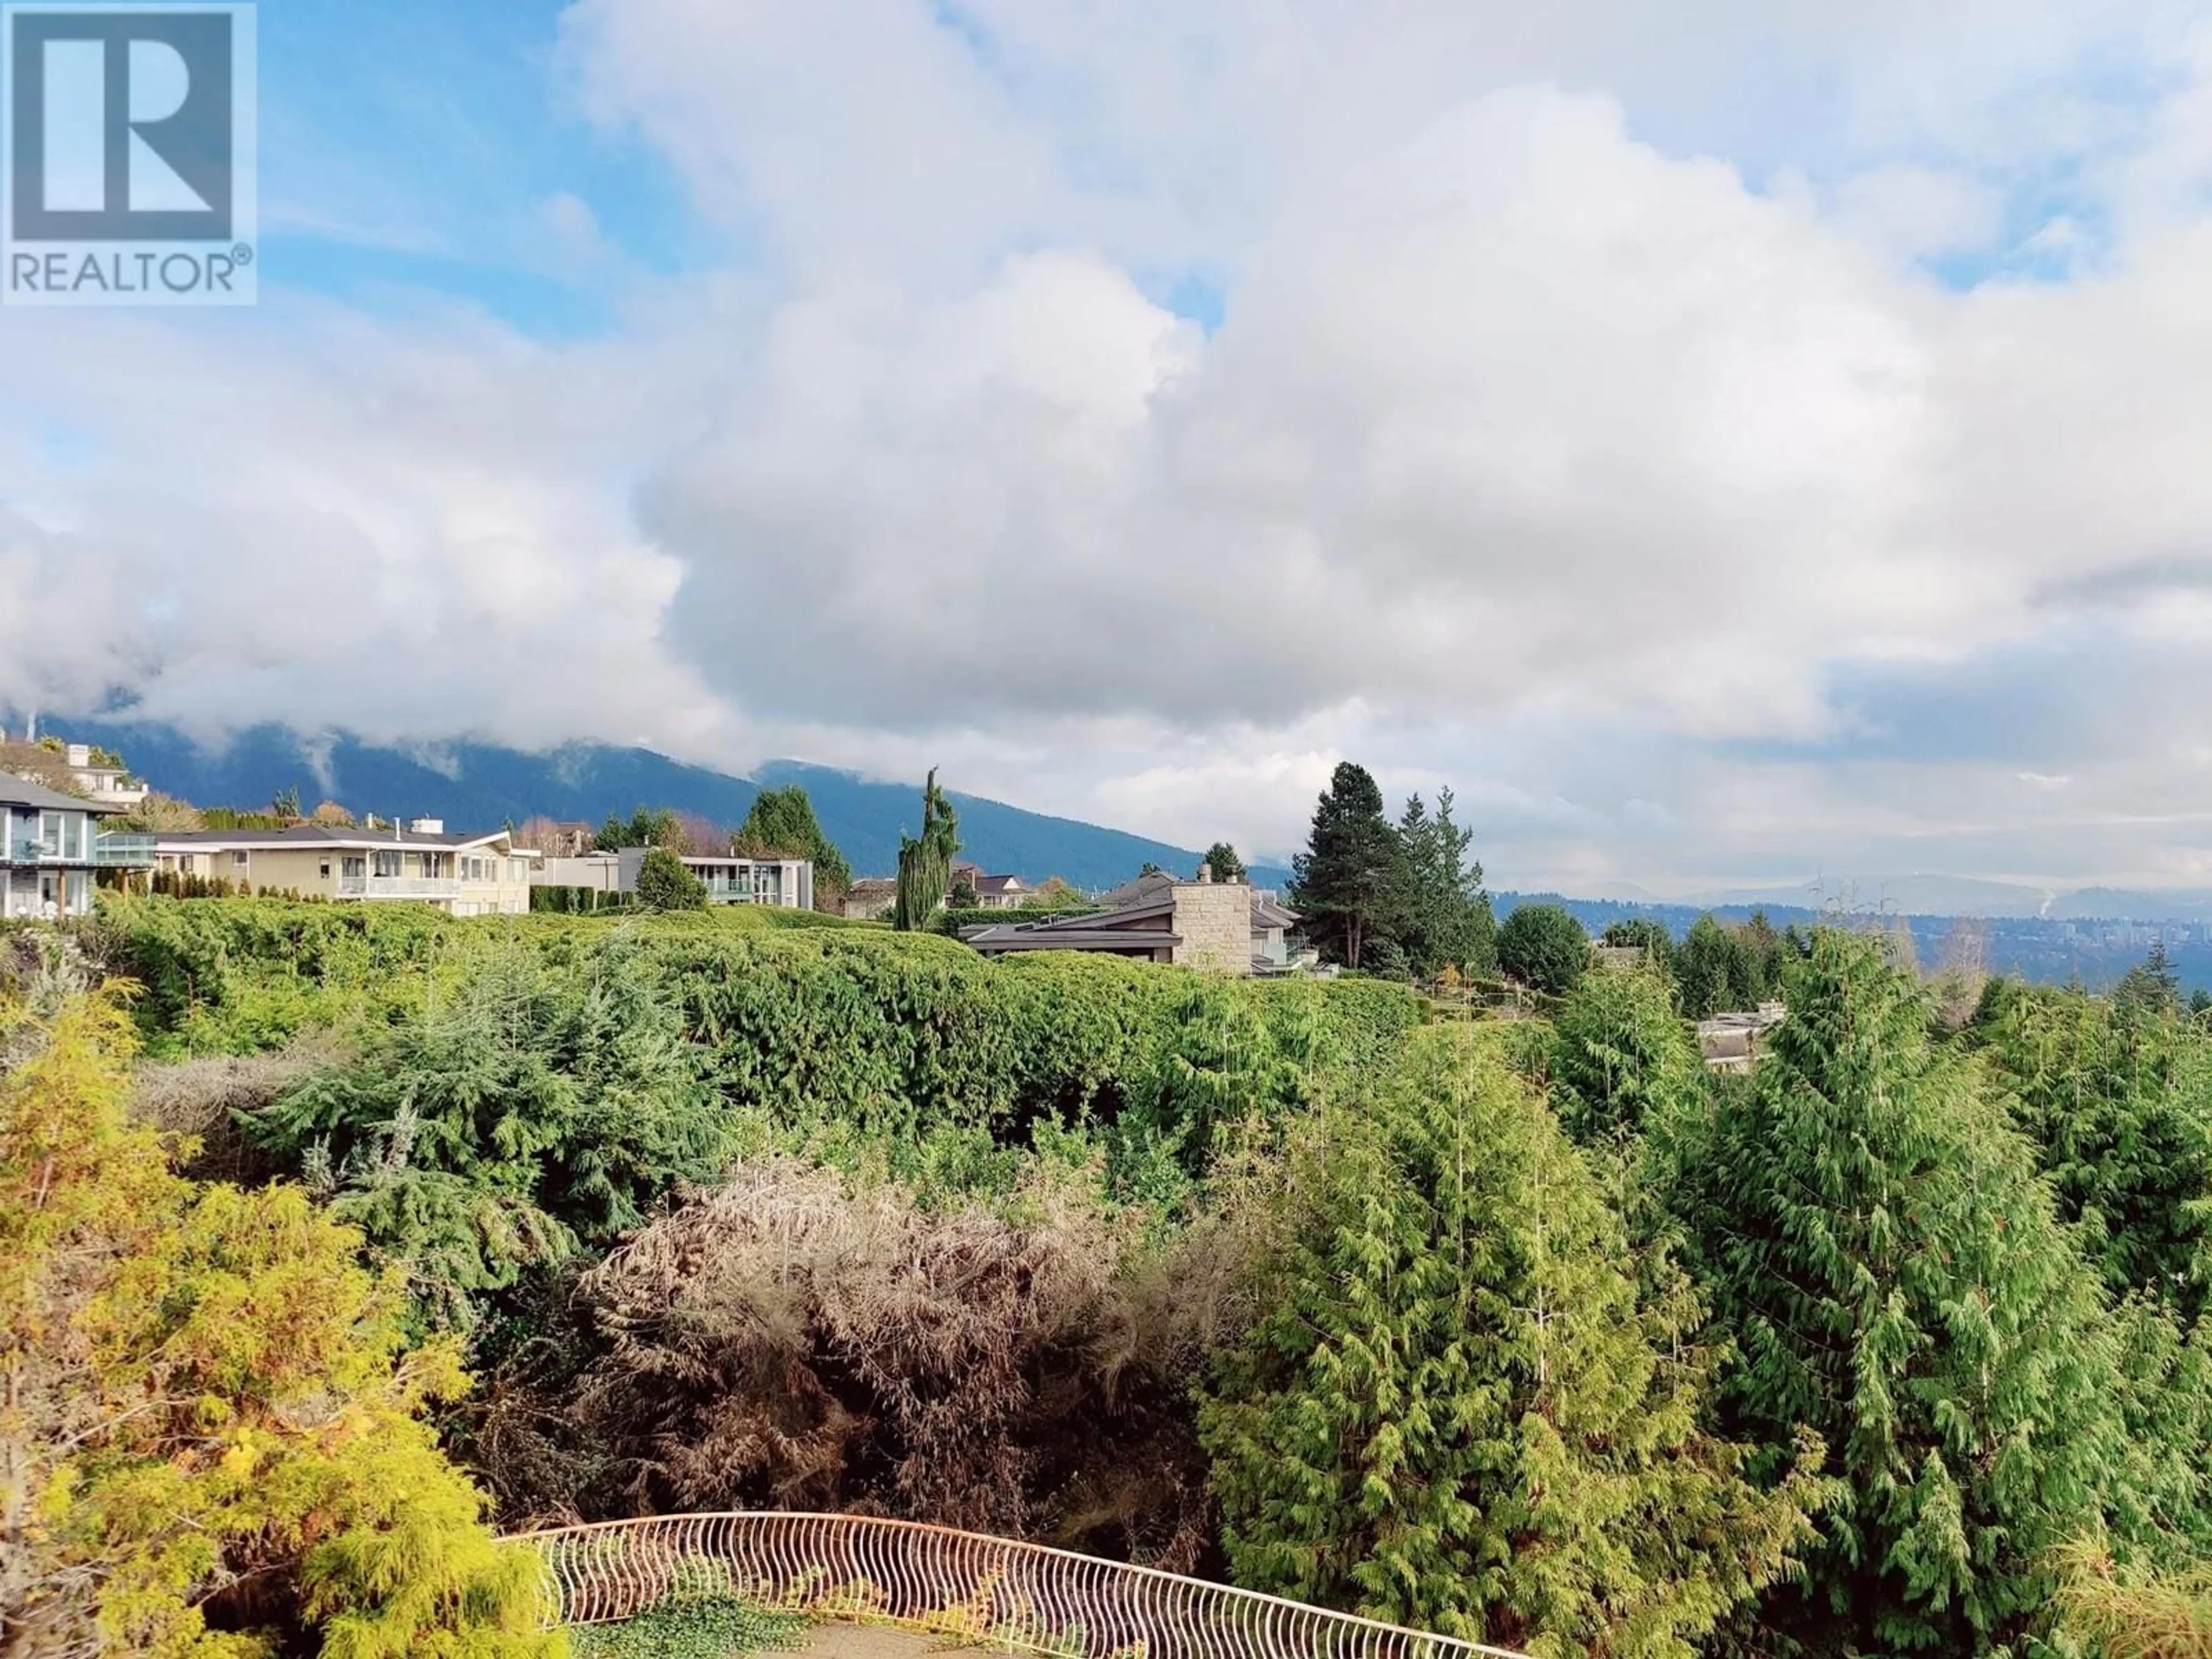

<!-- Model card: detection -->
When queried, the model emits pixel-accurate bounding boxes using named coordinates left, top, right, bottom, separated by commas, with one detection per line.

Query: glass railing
left=93, top=833, right=156, bottom=865
left=6, top=832, right=155, bottom=865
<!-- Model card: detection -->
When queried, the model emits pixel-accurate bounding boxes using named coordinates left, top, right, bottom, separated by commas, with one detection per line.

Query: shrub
left=637, top=847, right=707, bottom=911
left=0, top=990, right=557, bottom=1658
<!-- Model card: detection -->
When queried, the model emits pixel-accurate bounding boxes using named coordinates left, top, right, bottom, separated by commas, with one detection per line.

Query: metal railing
left=505, top=1513, right=1527, bottom=1659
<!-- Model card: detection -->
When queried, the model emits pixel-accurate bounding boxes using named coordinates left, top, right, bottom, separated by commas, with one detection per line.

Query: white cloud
left=10, top=0, right=2212, bottom=888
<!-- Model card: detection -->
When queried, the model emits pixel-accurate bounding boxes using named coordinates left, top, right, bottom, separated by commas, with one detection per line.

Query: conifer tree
left=1666, top=927, right=2149, bottom=1653
left=894, top=768, right=960, bottom=931
left=1199, top=1027, right=1817, bottom=1657
left=1548, top=963, right=1706, bottom=1143
left=1288, top=762, right=1408, bottom=968
left=1979, top=981, right=2212, bottom=1320
left=1, top=992, right=556, bottom=1658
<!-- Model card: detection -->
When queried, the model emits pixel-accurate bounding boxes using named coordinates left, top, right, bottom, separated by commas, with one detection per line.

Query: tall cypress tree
left=893, top=769, right=960, bottom=931
left=1288, top=763, right=1408, bottom=969
left=1667, top=928, right=2146, bottom=1653
left=1200, top=1027, right=1817, bottom=1657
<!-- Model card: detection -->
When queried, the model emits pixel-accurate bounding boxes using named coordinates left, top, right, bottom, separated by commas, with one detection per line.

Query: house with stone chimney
left=963, top=862, right=1300, bottom=974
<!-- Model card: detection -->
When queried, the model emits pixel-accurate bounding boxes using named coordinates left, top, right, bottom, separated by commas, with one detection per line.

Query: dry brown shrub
left=574, top=1158, right=1255, bottom=1567
left=127, top=1033, right=348, bottom=1179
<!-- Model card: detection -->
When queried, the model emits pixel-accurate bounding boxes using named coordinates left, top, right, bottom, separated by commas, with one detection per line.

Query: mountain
left=40, top=721, right=1292, bottom=892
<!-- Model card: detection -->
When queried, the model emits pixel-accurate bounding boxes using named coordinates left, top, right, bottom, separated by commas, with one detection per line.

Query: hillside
left=43, top=721, right=1291, bottom=891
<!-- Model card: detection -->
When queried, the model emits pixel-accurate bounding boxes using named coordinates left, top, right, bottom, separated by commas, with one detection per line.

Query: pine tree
left=1287, top=763, right=1408, bottom=969
left=1666, top=928, right=2149, bottom=1653
left=1200, top=1027, right=1818, bottom=1657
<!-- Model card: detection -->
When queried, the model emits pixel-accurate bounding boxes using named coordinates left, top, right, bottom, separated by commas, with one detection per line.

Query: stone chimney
left=1196, top=862, right=1213, bottom=884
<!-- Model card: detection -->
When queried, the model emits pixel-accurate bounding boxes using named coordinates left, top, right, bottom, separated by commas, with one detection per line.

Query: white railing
left=334, top=875, right=463, bottom=899
left=505, top=1513, right=1527, bottom=1659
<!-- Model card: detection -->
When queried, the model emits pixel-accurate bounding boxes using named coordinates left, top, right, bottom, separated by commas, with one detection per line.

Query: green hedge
left=90, top=897, right=1424, bottom=1141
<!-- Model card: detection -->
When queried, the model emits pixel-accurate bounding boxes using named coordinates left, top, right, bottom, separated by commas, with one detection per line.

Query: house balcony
left=7, top=834, right=155, bottom=868
left=335, top=875, right=463, bottom=900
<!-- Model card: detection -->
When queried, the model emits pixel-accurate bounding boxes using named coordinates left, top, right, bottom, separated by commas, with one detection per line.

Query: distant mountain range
left=20, top=719, right=2212, bottom=993
left=39, top=720, right=1294, bottom=893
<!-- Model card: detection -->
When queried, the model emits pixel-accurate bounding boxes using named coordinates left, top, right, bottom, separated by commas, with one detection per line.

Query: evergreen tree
left=1200, top=1028, right=1818, bottom=1657
left=1495, top=903, right=1589, bottom=996
left=1550, top=964, right=1706, bottom=1144
left=1674, top=914, right=1746, bottom=1018
left=636, top=844, right=707, bottom=910
left=2116, top=939, right=2186, bottom=1019
left=2, top=993, right=555, bottom=1658
left=894, top=768, right=960, bottom=931
left=1396, top=789, right=1496, bottom=977
left=1201, top=840, right=1247, bottom=882
left=738, top=783, right=853, bottom=900
left=1979, top=981, right=2212, bottom=1320
left=1288, top=763, right=1408, bottom=969
left=597, top=805, right=680, bottom=850
left=1667, top=928, right=2148, bottom=1653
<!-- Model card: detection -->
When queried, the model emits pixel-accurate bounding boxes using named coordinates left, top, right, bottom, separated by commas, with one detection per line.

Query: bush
left=1495, top=902, right=1589, bottom=995
left=637, top=846, right=708, bottom=911
left=573, top=1157, right=1236, bottom=1563
left=1, top=990, right=556, bottom=1658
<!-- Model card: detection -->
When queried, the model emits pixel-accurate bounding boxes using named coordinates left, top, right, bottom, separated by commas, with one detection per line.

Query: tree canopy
left=737, top=783, right=853, bottom=899
left=1496, top=903, right=1589, bottom=995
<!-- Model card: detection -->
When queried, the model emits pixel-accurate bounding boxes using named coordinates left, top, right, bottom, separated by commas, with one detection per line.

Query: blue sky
left=7, top=0, right=2212, bottom=894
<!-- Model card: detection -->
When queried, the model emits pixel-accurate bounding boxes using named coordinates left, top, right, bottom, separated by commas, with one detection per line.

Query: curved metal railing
left=505, top=1512, right=1529, bottom=1659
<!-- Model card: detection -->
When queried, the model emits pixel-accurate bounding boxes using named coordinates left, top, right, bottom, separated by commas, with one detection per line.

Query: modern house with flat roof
left=530, top=849, right=814, bottom=909
left=2, top=773, right=154, bottom=919
left=965, top=865, right=1299, bottom=974
left=152, top=820, right=539, bottom=915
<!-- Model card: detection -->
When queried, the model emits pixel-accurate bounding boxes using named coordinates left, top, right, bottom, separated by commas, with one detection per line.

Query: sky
left=7, top=0, right=2212, bottom=894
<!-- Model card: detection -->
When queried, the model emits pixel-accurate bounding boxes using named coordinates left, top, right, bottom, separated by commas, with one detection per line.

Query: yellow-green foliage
left=0, top=989, right=562, bottom=1658
left=2054, top=1540, right=2212, bottom=1658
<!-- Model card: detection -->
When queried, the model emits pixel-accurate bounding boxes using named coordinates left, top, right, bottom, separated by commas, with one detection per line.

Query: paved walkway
left=798, top=1626, right=995, bottom=1659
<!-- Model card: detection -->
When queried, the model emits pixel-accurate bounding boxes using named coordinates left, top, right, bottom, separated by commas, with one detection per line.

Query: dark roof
left=972, top=873, right=1025, bottom=895
left=1252, top=894, right=1299, bottom=930
left=154, top=824, right=510, bottom=851
left=0, top=772, right=123, bottom=815
left=967, top=926, right=1182, bottom=953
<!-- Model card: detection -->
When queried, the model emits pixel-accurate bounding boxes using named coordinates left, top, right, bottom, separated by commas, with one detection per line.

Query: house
left=840, top=877, right=899, bottom=921
left=54, top=743, right=148, bottom=809
left=2, top=773, right=155, bottom=918
left=1696, top=1002, right=1786, bottom=1073
left=952, top=862, right=1030, bottom=908
left=965, top=864, right=1298, bottom=975
left=152, top=820, right=540, bottom=915
left=528, top=849, right=815, bottom=909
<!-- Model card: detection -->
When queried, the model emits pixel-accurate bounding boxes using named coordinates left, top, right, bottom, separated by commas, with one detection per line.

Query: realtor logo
left=2, top=3, right=256, bottom=305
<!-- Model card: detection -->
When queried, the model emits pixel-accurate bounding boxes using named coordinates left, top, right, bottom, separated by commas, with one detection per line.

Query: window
left=179, top=854, right=197, bottom=875
left=319, top=861, right=331, bottom=878
left=342, top=856, right=366, bottom=879
left=38, top=812, right=60, bottom=856
left=232, top=851, right=249, bottom=869
left=373, top=850, right=401, bottom=878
